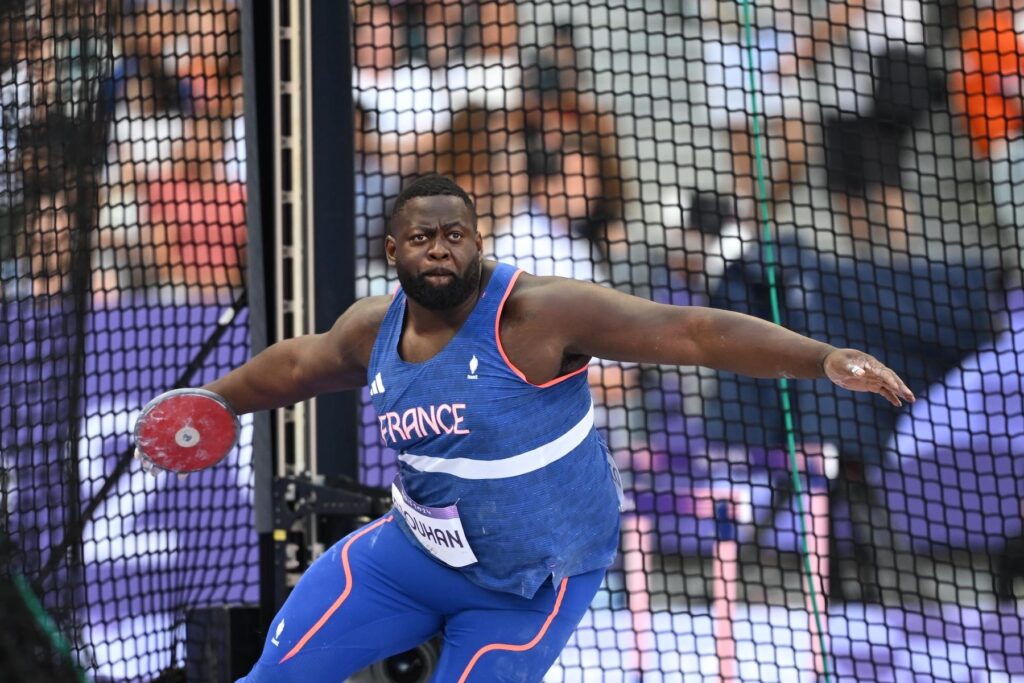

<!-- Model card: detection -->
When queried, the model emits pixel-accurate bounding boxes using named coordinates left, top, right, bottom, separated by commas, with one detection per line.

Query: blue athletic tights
left=237, top=514, right=605, bottom=682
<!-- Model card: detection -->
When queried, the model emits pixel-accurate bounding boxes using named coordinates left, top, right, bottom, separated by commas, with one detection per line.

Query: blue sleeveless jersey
left=367, top=263, right=622, bottom=598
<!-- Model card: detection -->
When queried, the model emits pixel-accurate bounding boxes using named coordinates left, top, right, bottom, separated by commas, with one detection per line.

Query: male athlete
left=143, top=175, right=913, bottom=682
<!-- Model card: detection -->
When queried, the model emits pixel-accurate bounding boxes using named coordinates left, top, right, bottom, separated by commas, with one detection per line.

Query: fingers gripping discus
left=134, top=389, right=240, bottom=473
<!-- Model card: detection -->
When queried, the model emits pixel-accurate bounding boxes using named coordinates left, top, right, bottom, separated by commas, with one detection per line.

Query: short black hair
left=390, top=174, right=476, bottom=233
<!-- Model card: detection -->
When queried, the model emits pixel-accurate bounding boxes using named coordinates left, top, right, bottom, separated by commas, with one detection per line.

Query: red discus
left=134, top=388, right=240, bottom=473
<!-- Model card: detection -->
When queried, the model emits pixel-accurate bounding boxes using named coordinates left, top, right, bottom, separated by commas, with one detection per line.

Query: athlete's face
left=387, top=196, right=483, bottom=310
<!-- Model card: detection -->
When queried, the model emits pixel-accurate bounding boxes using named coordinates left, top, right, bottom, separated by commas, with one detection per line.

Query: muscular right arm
left=202, top=295, right=390, bottom=414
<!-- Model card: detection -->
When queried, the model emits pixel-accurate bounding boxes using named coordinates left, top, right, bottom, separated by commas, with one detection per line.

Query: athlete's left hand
left=823, top=348, right=915, bottom=407
left=133, top=448, right=189, bottom=481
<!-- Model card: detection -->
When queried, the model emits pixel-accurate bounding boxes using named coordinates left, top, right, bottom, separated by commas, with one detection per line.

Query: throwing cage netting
left=355, top=0, right=1023, bottom=681
left=4, top=0, right=1024, bottom=681
left=0, top=1, right=255, bottom=681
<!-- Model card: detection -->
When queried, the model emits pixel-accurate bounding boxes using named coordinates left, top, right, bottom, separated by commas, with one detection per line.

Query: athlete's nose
left=426, top=237, right=450, bottom=260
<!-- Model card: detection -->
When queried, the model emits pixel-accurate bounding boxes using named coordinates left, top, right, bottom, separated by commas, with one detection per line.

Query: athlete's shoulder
left=320, top=294, right=393, bottom=375
left=351, top=293, right=393, bottom=317
left=504, top=271, right=602, bottom=310
left=326, top=294, right=392, bottom=349
left=497, top=271, right=609, bottom=338
left=345, top=294, right=392, bottom=336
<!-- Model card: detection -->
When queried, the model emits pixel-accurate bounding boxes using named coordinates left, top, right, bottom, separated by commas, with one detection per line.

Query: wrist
left=817, top=345, right=837, bottom=378
left=200, top=383, right=239, bottom=415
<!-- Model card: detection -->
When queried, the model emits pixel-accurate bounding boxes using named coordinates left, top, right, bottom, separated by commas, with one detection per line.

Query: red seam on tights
left=456, top=577, right=570, bottom=683
left=278, top=515, right=394, bottom=664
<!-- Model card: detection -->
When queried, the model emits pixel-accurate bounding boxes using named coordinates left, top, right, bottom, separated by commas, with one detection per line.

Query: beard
left=396, top=253, right=482, bottom=310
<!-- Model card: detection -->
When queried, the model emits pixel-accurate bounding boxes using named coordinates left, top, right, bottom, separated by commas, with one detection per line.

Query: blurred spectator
left=176, top=0, right=241, bottom=116
left=646, top=190, right=744, bottom=301
left=537, top=24, right=579, bottom=97
left=428, top=106, right=528, bottom=248
left=354, top=0, right=403, bottom=72
left=522, top=59, right=620, bottom=259
left=820, top=46, right=944, bottom=267
left=415, top=0, right=464, bottom=70
left=106, top=59, right=184, bottom=187
left=115, top=0, right=187, bottom=116
left=353, top=0, right=449, bottom=164
left=813, top=0, right=926, bottom=117
left=486, top=128, right=611, bottom=282
left=949, top=4, right=1023, bottom=159
left=142, top=171, right=246, bottom=298
left=0, top=2, right=91, bottom=260
left=8, top=112, right=90, bottom=295
left=178, top=0, right=245, bottom=183
left=704, top=21, right=812, bottom=228
left=99, top=0, right=247, bottom=303
left=523, top=106, right=620, bottom=244
left=119, top=3, right=181, bottom=82
left=448, top=0, right=524, bottom=112
left=101, top=58, right=180, bottom=295
left=702, top=0, right=927, bottom=236
left=949, top=4, right=1024, bottom=282
left=25, top=188, right=73, bottom=297
left=816, top=2, right=934, bottom=238
left=523, top=22, right=584, bottom=116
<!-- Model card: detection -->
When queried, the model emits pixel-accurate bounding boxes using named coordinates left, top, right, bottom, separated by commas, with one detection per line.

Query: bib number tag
left=392, top=476, right=478, bottom=568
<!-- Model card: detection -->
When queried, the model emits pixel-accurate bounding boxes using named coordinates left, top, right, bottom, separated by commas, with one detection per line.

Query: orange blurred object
left=145, top=179, right=247, bottom=289
left=950, top=7, right=1024, bottom=157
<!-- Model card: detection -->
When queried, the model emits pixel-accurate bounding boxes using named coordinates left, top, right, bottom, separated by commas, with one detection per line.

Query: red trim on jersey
left=278, top=516, right=394, bottom=664
left=495, top=270, right=590, bottom=388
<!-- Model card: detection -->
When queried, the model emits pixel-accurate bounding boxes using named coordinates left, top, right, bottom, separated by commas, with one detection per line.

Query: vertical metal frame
left=272, top=0, right=312, bottom=477
left=245, top=0, right=357, bottom=613
left=308, top=0, right=358, bottom=480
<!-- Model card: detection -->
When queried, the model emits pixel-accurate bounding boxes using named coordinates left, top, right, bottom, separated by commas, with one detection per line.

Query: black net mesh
left=0, top=1, right=255, bottom=680
left=355, top=0, right=1023, bottom=680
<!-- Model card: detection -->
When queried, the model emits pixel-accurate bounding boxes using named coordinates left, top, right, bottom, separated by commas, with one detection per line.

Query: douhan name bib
left=392, top=475, right=479, bottom=568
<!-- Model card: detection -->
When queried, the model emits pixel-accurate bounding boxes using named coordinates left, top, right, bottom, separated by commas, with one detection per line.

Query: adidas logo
left=467, top=355, right=479, bottom=380
left=369, top=372, right=386, bottom=396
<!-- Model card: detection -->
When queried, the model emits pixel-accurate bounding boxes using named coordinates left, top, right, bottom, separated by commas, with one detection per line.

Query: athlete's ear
left=385, top=234, right=397, bottom=265
left=474, top=226, right=483, bottom=252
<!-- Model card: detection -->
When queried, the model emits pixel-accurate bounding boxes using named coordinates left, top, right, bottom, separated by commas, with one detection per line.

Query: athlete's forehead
left=393, top=195, right=475, bottom=233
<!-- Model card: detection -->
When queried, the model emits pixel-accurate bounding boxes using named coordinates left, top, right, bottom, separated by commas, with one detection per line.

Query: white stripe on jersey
left=397, top=402, right=595, bottom=479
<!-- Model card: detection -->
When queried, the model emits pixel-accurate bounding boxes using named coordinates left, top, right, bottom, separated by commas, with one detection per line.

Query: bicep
left=552, top=280, right=708, bottom=366
left=294, top=296, right=387, bottom=393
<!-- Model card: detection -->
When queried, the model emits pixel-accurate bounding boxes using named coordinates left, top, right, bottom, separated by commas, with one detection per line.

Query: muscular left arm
left=535, top=278, right=915, bottom=406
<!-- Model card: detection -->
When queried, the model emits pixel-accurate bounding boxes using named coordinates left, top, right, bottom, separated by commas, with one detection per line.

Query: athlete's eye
left=410, top=234, right=428, bottom=244
left=448, top=231, right=463, bottom=241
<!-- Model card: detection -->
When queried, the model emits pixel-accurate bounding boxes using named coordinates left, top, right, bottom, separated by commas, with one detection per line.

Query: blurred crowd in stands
left=0, top=0, right=245, bottom=305
left=1, top=0, right=1022, bottom=605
